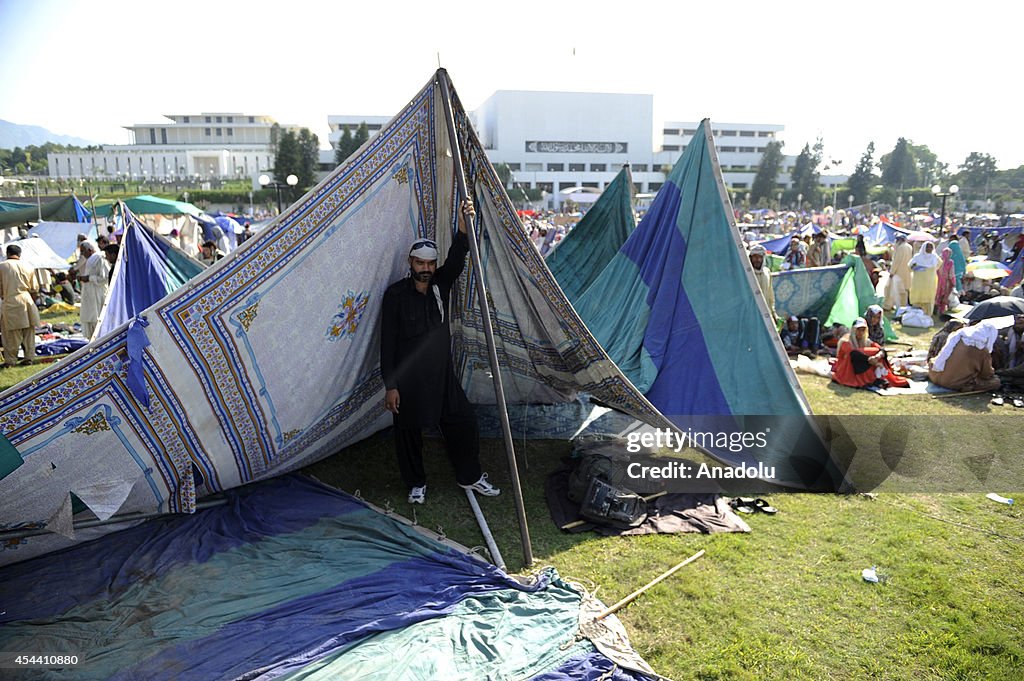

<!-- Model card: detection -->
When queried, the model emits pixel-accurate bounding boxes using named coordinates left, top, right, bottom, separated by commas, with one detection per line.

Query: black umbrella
left=964, top=296, right=1024, bottom=321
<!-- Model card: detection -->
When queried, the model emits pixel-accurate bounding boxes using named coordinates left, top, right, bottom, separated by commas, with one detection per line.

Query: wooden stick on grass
left=931, top=389, right=994, bottom=399
left=594, top=549, right=706, bottom=620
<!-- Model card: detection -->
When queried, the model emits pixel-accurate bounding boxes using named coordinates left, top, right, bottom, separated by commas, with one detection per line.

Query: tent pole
left=464, top=488, right=506, bottom=570
left=436, top=68, right=533, bottom=569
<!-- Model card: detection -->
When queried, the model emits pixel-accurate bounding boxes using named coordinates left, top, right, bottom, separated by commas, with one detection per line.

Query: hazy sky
left=1, top=0, right=1020, bottom=171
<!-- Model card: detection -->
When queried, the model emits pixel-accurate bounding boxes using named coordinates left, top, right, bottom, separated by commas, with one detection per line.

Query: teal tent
left=94, top=194, right=202, bottom=218
left=545, top=166, right=636, bottom=303
left=0, top=195, right=91, bottom=229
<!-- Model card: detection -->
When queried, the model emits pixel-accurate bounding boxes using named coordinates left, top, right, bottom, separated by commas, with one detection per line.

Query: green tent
left=545, top=166, right=636, bottom=303
left=94, top=194, right=202, bottom=218
left=0, top=196, right=90, bottom=229
left=772, top=256, right=897, bottom=341
left=825, top=255, right=898, bottom=340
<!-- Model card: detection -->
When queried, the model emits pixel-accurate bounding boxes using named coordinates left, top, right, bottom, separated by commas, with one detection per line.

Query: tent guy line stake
left=594, top=549, right=705, bottom=621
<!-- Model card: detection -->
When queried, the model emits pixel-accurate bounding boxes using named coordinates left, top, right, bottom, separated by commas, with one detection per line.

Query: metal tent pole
left=436, top=68, right=533, bottom=568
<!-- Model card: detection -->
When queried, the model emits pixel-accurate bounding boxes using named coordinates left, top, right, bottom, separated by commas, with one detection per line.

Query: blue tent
left=861, top=219, right=911, bottom=247
left=96, top=203, right=206, bottom=340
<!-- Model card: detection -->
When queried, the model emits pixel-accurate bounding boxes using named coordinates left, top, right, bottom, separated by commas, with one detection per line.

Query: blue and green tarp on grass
left=0, top=475, right=656, bottom=680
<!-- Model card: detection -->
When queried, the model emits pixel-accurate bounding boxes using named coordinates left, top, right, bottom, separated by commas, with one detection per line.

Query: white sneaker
left=408, top=485, right=426, bottom=504
left=461, top=473, right=500, bottom=497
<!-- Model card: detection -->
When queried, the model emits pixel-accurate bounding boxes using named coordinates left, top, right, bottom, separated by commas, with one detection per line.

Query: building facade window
left=525, top=163, right=542, bottom=172
left=183, top=116, right=190, bottom=123
left=590, top=163, right=606, bottom=172
left=720, top=146, right=737, bottom=152
left=739, top=147, right=755, bottom=153
left=547, top=163, right=564, bottom=172
left=662, top=144, right=680, bottom=151
left=216, top=128, right=222, bottom=136
left=227, top=128, right=233, bottom=136
left=216, top=116, right=222, bottom=123
left=507, top=163, right=521, bottom=171
left=633, top=164, right=648, bottom=171
left=249, top=116, right=255, bottom=123
left=721, top=130, right=737, bottom=137
left=205, top=116, right=211, bottom=123
left=740, top=131, right=755, bottom=137
left=663, top=128, right=679, bottom=135
left=569, top=163, right=585, bottom=172
left=205, top=128, right=211, bottom=136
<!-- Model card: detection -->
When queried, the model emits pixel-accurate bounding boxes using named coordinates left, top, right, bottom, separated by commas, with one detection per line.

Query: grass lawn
left=303, top=322, right=1024, bottom=681
left=6, top=313, right=1022, bottom=679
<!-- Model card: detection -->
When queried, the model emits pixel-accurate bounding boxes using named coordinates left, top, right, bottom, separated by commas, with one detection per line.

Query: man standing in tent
left=380, top=199, right=500, bottom=505
left=748, top=244, right=776, bottom=319
left=77, top=241, right=110, bottom=340
left=0, top=244, right=40, bottom=367
left=885, top=233, right=913, bottom=311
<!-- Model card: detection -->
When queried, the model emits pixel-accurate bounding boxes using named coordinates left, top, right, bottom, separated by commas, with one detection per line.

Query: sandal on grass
left=752, top=498, right=778, bottom=515
left=1013, top=397, right=1024, bottom=409
left=729, top=497, right=755, bottom=514
left=991, top=395, right=1005, bottom=406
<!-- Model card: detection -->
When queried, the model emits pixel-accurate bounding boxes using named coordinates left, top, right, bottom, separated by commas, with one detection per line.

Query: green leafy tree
left=956, top=152, right=998, bottom=199
left=846, top=142, right=877, bottom=205
left=880, top=138, right=917, bottom=189
left=788, top=141, right=822, bottom=207
left=352, top=122, right=370, bottom=152
left=750, top=141, right=783, bottom=203
left=334, top=125, right=353, bottom=165
left=272, top=129, right=301, bottom=191
left=907, top=143, right=943, bottom=186
left=297, top=128, right=320, bottom=190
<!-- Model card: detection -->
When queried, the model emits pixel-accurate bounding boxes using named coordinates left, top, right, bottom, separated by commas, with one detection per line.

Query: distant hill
left=0, top=119, right=97, bottom=149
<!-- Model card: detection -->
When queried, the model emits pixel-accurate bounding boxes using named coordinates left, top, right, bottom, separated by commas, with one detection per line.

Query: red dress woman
left=831, top=318, right=909, bottom=389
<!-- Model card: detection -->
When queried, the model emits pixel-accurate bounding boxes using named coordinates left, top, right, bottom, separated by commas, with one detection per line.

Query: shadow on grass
left=303, top=431, right=603, bottom=572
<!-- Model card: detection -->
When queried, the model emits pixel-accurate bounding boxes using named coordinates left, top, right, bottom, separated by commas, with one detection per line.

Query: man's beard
left=412, top=271, right=432, bottom=282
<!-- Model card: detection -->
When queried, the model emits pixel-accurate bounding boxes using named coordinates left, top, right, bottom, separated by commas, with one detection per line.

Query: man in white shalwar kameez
left=885, top=234, right=913, bottom=311
left=78, top=241, right=109, bottom=340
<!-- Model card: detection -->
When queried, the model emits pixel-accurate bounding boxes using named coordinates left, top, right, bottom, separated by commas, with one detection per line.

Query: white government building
left=47, top=113, right=300, bottom=182
left=49, top=92, right=817, bottom=209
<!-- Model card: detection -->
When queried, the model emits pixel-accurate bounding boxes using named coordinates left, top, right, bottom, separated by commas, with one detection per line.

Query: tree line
left=750, top=138, right=1015, bottom=212
left=1, top=142, right=101, bottom=175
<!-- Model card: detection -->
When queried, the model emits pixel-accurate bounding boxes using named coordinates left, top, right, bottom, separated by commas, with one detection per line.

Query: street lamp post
left=931, top=184, right=959, bottom=237
left=259, top=173, right=299, bottom=214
